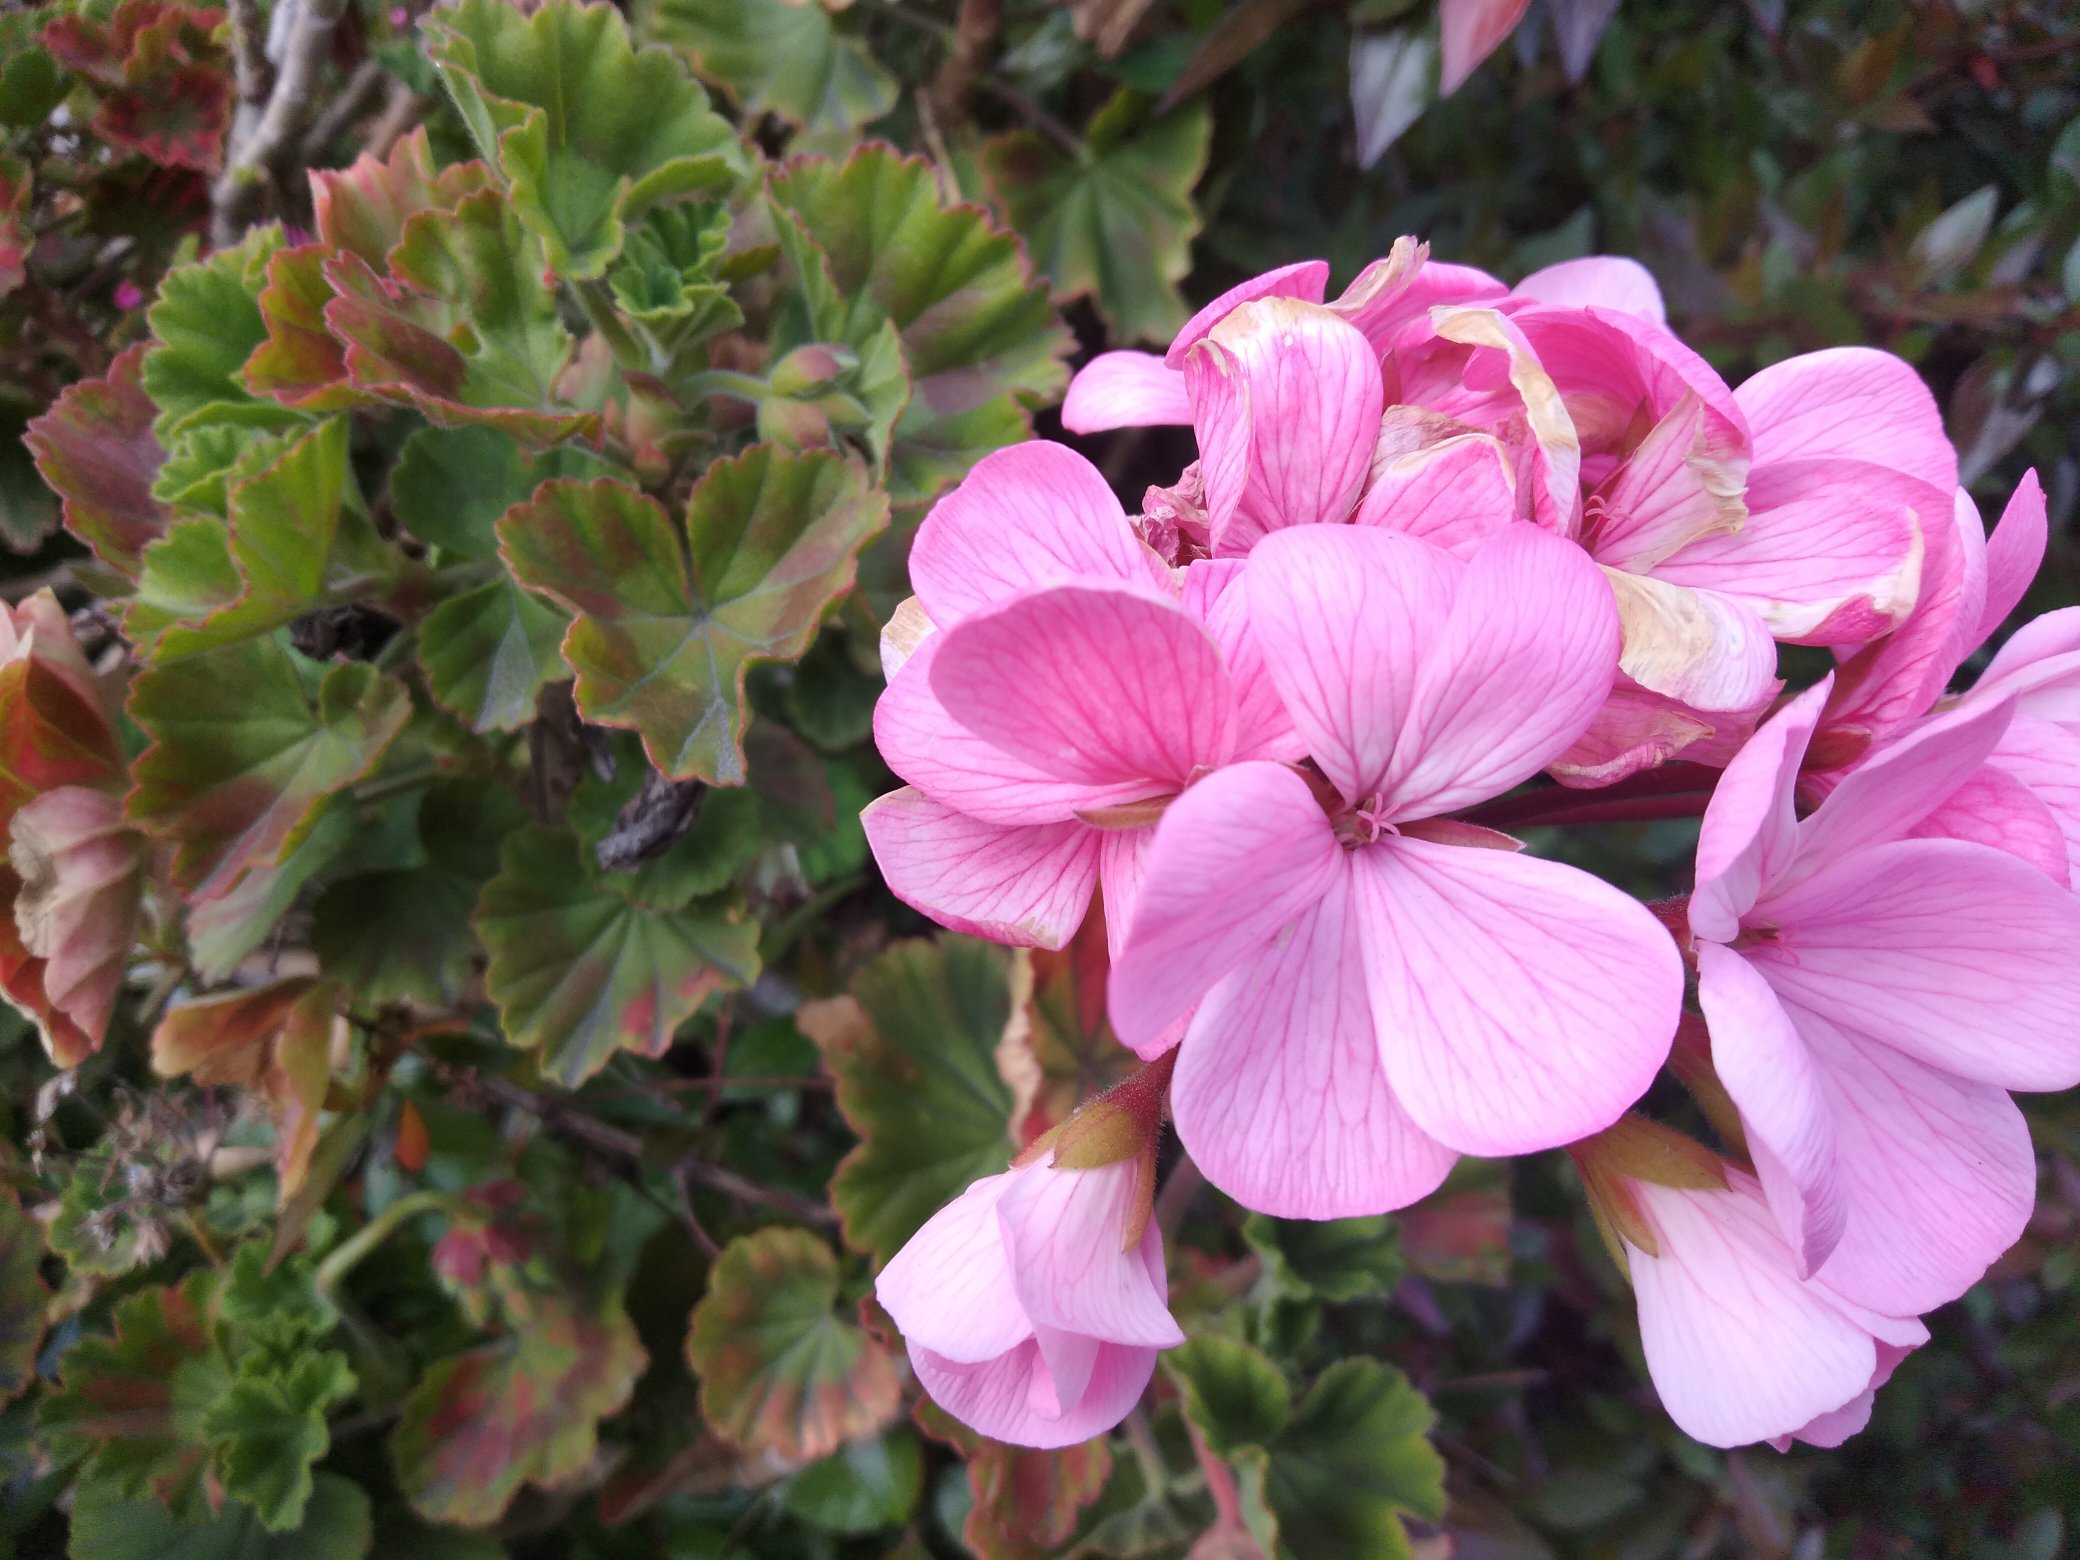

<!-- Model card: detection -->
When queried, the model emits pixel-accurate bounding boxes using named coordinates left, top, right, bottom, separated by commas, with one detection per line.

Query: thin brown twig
left=362, top=78, right=431, bottom=164
left=979, top=77, right=1083, bottom=157
left=210, top=0, right=351, bottom=247
left=299, top=58, right=391, bottom=166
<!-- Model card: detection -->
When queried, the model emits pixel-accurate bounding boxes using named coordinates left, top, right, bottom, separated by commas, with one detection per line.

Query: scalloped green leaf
left=475, top=824, right=760, bottom=1086
left=418, top=580, right=571, bottom=734
left=1259, top=1361, right=1445, bottom=1560
left=980, top=93, right=1211, bottom=345
left=126, top=641, right=412, bottom=900
left=648, top=0, right=897, bottom=135
left=204, top=1353, right=357, bottom=1532
left=497, top=447, right=887, bottom=785
left=1165, top=1336, right=1292, bottom=1457
left=606, top=201, right=743, bottom=368
left=68, top=1470, right=374, bottom=1560
left=427, top=0, right=744, bottom=279
left=799, top=936, right=1015, bottom=1266
left=767, top=147, right=1072, bottom=505
left=1242, top=1213, right=1404, bottom=1303
left=390, top=425, right=615, bottom=561
left=0, top=1183, right=47, bottom=1405
left=685, top=1227, right=901, bottom=1463
left=142, top=225, right=306, bottom=440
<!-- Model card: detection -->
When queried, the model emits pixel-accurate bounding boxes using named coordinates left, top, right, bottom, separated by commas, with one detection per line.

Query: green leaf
left=126, top=641, right=412, bottom=900
left=186, top=799, right=358, bottom=983
left=124, top=517, right=242, bottom=660
left=0, top=13, right=65, bottom=129
left=23, top=342, right=170, bottom=577
left=649, top=0, right=898, bottom=134
left=566, top=735, right=766, bottom=910
left=979, top=93, right=1211, bottom=345
left=1259, top=1362, right=1446, bottom=1560
left=310, top=781, right=528, bottom=1005
left=427, top=0, right=744, bottom=279
left=799, top=936, right=1015, bottom=1266
left=1242, top=1214, right=1404, bottom=1303
left=1909, top=184, right=1998, bottom=286
left=390, top=425, right=614, bottom=560
left=685, top=1227, right=901, bottom=1462
left=0, top=1183, right=48, bottom=1404
left=767, top=148, right=1072, bottom=505
left=780, top=1431, right=925, bottom=1534
left=142, top=226, right=306, bottom=440
left=68, top=1470, right=374, bottom=1560
left=606, top=201, right=745, bottom=368
left=783, top=624, right=881, bottom=752
left=418, top=580, right=571, bottom=734
left=204, top=1353, right=357, bottom=1532
left=475, top=824, right=760, bottom=1086
left=498, top=448, right=888, bottom=785
left=1165, top=1336, right=1292, bottom=1457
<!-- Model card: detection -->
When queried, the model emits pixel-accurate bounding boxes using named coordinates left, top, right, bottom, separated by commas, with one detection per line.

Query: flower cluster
left=862, top=241, right=2080, bottom=1451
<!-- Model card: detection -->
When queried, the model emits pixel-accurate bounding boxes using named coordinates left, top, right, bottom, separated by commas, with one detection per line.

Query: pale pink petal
left=1909, top=760, right=2070, bottom=889
left=1628, top=1175, right=1878, bottom=1451
left=1184, top=338, right=1250, bottom=551
left=1245, top=525, right=1462, bottom=803
left=879, top=596, right=935, bottom=680
left=862, top=788, right=1097, bottom=949
left=1171, top=867, right=1458, bottom=1218
left=1652, top=459, right=1930, bottom=642
left=911, top=1338, right=1156, bottom=1449
left=1061, top=351, right=1193, bottom=433
left=1973, top=607, right=2080, bottom=730
left=1381, top=525, right=1623, bottom=818
left=1512, top=305, right=1746, bottom=461
left=1329, top=238, right=1507, bottom=355
left=1695, top=944, right=1843, bottom=1276
left=1791, top=1004, right=2036, bottom=1316
left=1180, top=559, right=1303, bottom=762
left=1780, top=1342, right=1915, bottom=1450
left=1735, top=347, right=1958, bottom=496
left=1193, top=298, right=1384, bottom=553
left=908, top=443, right=1169, bottom=625
left=1602, top=572, right=1780, bottom=714
left=1428, top=307, right=1582, bottom=532
left=1513, top=256, right=1667, bottom=325
left=876, top=1172, right=1030, bottom=1362
left=999, top=1166, right=1184, bottom=1349
left=1439, top=0, right=1531, bottom=92
left=1096, top=825, right=1153, bottom=962
left=1107, top=761, right=1341, bottom=1052
left=1547, top=686, right=1717, bottom=788
left=1985, top=714, right=2080, bottom=882
left=1163, top=260, right=1332, bottom=370
left=1350, top=431, right=1519, bottom=557
left=1351, top=838, right=1681, bottom=1155
left=1976, top=470, right=2046, bottom=644
left=1587, top=394, right=1747, bottom=572
left=1750, top=838, right=2080, bottom=1091
left=1689, top=678, right=1829, bottom=943
left=929, top=584, right=1233, bottom=792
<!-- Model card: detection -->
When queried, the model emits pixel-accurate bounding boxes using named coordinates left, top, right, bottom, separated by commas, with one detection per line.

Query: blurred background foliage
left=3, top=0, right=2079, bottom=1557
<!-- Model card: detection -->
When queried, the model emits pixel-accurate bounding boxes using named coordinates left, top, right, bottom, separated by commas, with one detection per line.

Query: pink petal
left=1381, top=525, right=1624, bottom=818
left=929, top=584, right=1234, bottom=792
left=1973, top=606, right=2080, bottom=729
left=1602, top=572, right=1780, bottom=714
left=1328, top=237, right=1507, bottom=355
left=1245, top=525, right=1462, bottom=803
left=1350, top=430, right=1519, bottom=557
left=1587, top=394, right=1747, bottom=573
left=1107, top=761, right=1341, bottom=1053
left=1061, top=351, right=1193, bottom=433
left=1163, top=260, right=1332, bottom=369
left=1191, top=298, right=1384, bottom=553
left=1695, top=944, right=1843, bottom=1276
left=1547, top=685, right=1718, bottom=788
left=877, top=1171, right=1031, bottom=1362
left=1792, top=1004, right=2035, bottom=1316
left=908, top=443, right=1168, bottom=626
left=1689, top=678, right=1829, bottom=943
left=1513, top=256, right=1668, bottom=325
left=1428, top=307, right=1582, bottom=533
left=1171, top=867, right=1458, bottom=1218
left=1439, top=0, right=1532, bottom=93
left=1750, top=838, right=2080, bottom=1092
left=1652, top=458, right=1930, bottom=642
left=1628, top=1175, right=1879, bottom=1450
left=1351, top=837, right=1681, bottom=1155
left=861, top=788, right=1097, bottom=949
left=911, top=1338, right=1157, bottom=1449
left=1909, top=759, right=2070, bottom=889
left=1985, top=713, right=2080, bottom=882
left=1513, top=305, right=1747, bottom=462
left=1780, top=1342, right=1915, bottom=1450
left=998, top=1165, right=1184, bottom=1349
left=1180, top=559, right=1304, bottom=763
left=1976, top=470, right=2046, bottom=644
left=1735, top=347, right=1958, bottom=497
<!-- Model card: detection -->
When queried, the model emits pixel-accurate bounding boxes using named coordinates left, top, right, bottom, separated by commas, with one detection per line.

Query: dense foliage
left=2, top=1, right=2078, bottom=1557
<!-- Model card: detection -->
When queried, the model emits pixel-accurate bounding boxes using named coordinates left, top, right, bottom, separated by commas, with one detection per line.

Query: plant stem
left=1123, top=1407, right=1169, bottom=1495
left=314, top=1188, right=471, bottom=1297
left=351, top=762, right=446, bottom=807
left=572, top=277, right=653, bottom=376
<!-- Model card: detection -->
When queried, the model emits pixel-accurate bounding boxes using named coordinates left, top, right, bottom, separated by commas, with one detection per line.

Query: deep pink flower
left=1690, top=677, right=2080, bottom=1315
left=1106, top=524, right=1683, bottom=1216
left=875, top=1158, right=1183, bottom=1449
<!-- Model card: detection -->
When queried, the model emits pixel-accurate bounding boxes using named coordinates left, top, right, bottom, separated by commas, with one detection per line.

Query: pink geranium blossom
left=1106, top=524, right=1683, bottom=1217
left=1689, top=676, right=2080, bottom=1316
left=875, top=1157, right=1183, bottom=1449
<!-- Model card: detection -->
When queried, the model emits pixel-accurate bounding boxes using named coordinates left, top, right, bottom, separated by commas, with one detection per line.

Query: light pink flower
left=876, top=1158, right=1183, bottom=1449
left=1625, top=1169, right=1926, bottom=1450
left=1689, top=677, right=2080, bottom=1316
left=1106, top=524, right=1682, bottom=1216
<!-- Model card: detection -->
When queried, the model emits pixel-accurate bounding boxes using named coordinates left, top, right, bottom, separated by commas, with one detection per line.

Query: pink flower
left=1689, top=677, right=2080, bottom=1316
left=112, top=280, right=144, bottom=311
left=1623, top=1169, right=1926, bottom=1450
left=875, top=1157, right=1183, bottom=1449
left=862, top=442, right=1296, bottom=953
left=1106, top=524, right=1683, bottom=1216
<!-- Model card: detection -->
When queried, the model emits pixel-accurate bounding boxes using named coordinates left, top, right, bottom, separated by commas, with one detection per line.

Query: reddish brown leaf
left=309, top=128, right=495, bottom=268
left=1399, top=1165, right=1516, bottom=1287
left=9, top=786, right=146, bottom=1067
left=1000, top=893, right=1137, bottom=1147
left=96, top=62, right=229, bottom=172
left=0, top=156, right=28, bottom=298
left=241, top=244, right=360, bottom=412
left=24, top=345, right=171, bottom=578
left=967, top=1438, right=1115, bottom=1559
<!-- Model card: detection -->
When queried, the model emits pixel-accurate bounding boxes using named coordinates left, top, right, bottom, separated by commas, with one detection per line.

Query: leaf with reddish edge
left=0, top=154, right=27, bottom=297
left=0, top=1184, right=47, bottom=1405
left=40, top=1, right=231, bottom=171
left=151, top=977, right=339, bottom=1203
left=241, top=245, right=361, bottom=413
left=687, top=1227, right=902, bottom=1463
left=795, top=937, right=1016, bottom=1267
left=474, top=824, right=760, bottom=1087
left=309, top=128, right=495, bottom=268
left=1001, top=893, right=1139, bottom=1147
left=25, top=345, right=171, bottom=577
left=499, top=448, right=887, bottom=785
left=39, top=1270, right=228, bottom=1523
left=0, top=593, right=124, bottom=823
left=96, top=59, right=229, bottom=170
left=916, top=1399, right=1115, bottom=1560
left=143, top=225, right=305, bottom=445
left=125, top=639, right=412, bottom=901
left=9, top=786, right=147, bottom=1067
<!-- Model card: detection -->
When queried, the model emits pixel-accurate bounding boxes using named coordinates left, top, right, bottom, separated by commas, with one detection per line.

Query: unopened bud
left=769, top=343, right=857, bottom=398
